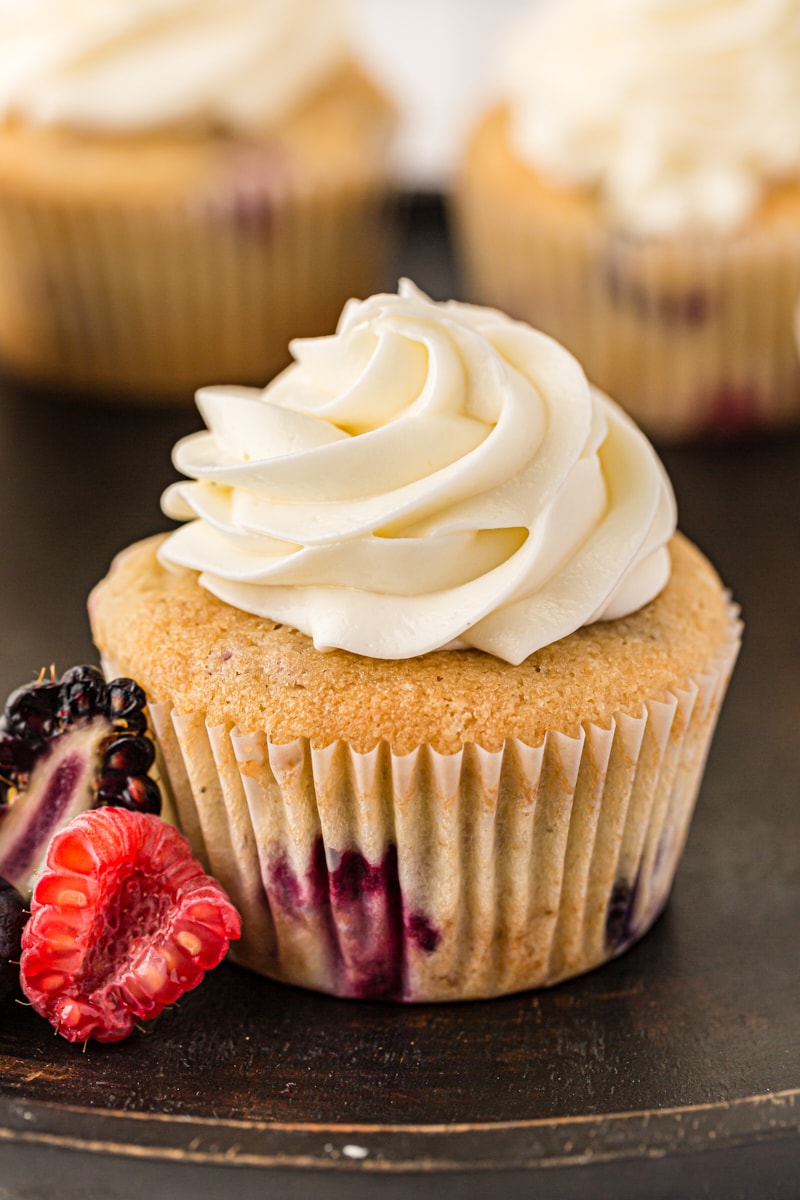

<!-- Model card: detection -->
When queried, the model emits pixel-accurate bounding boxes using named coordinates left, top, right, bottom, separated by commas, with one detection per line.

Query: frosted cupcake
left=454, top=0, right=800, bottom=440
left=89, top=282, right=741, bottom=1000
left=0, top=0, right=394, bottom=402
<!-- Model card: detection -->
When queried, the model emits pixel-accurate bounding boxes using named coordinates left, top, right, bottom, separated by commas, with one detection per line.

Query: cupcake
left=89, top=282, right=741, bottom=1001
left=0, top=0, right=395, bottom=402
left=454, top=0, right=800, bottom=440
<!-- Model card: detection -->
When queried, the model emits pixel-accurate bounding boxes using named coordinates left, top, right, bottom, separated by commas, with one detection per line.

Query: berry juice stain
left=601, top=226, right=714, bottom=328
left=203, top=145, right=290, bottom=233
left=605, top=875, right=641, bottom=952
left=703, top=385, right=763, bottom=436
left=266, top=837, right=441, bottom=1000
left=405, top=911, right=441, bottom=954
left=268, top=854, right=304, bottom=912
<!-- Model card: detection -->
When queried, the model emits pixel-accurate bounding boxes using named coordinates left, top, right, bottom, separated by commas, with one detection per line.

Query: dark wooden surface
left=0, top=200, right=798, bottom=1199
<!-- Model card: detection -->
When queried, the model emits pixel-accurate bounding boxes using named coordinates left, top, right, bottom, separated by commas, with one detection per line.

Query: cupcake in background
left=89, top=282, right=741, bottom=1001
left=454, top=0, right=800, bottom=440
left=0, top=0, right=395, bottom=403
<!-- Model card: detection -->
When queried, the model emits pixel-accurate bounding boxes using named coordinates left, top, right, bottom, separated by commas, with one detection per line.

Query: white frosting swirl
left=0, top=0, right=348, bottom=132
left=160, top=282, right=676, bottom=665
left=503, top=0, right=800, bottom=235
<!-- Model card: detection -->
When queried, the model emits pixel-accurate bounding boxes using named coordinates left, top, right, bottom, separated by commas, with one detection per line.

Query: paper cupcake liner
left=455, top=139, right=800, bottom=440
left=0, top=167, right=393, bottom=402
left=121, top=602, right=742, bottom=1003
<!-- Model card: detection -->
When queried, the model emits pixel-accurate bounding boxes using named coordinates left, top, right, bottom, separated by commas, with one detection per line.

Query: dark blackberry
left=115, top=775, right=162, bottom=816
left=96, top=732, right=161, bottom=815
left=94, top=771, right=127, bottom=806
left=0, top=733, right=35, bottom=778
left=96, top=768, right=163, bottom=816
left=105, top=679, right=148, bottom=733
left=57, top=666, right=108, bottom=724
left=0, top=666, right=162, bottom=893
left=0, top=876, right=26, bottom=1002
left=103, top=735, right=155, bottom=776
left=3, top=682, right=60, bottom=744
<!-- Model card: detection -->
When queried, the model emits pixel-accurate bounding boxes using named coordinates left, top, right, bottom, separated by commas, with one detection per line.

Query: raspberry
left=20, top=808, right=241, bottom=1043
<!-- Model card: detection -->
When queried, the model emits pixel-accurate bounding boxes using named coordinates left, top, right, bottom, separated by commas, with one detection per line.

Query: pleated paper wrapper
left=106, top=602, right=741, bottom=1003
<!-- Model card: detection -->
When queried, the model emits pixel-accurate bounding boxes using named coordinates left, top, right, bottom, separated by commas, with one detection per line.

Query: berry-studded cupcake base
left=114, top=599, right=741, bottom=1003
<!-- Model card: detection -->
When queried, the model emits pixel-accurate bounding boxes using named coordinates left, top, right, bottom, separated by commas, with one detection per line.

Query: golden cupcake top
left=90, top=531, right=732, bottom=755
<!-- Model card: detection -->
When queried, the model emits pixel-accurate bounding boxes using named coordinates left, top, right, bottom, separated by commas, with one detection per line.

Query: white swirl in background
left=502, top=0, right=800, bottom=236
left=160, top=281, right=676, bottom=664
left=0, top=0, right=348, bottom=132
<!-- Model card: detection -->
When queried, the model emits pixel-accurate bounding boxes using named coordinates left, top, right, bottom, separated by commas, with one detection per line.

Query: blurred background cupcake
left=0, top=0, right=395, bottom=403
left=454, top=0, right=800, bottom=440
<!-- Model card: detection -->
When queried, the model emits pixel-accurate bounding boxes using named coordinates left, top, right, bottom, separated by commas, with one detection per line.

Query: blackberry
left=105, top=679, right=148, bottom=734
left=103, top=735, right=155, bottom=776
left=57, top=666, right=108, bottom=724
left=4, top=681, right=60, bottom=744
left=116, top=775, right=162, bottom=815
left=95, top=769, right=163, bottom=814
left=0, top=876, right=26, bottom=1002
left=94, top=771, right=128, bottom=806
left=0, top=733, right=35, bottom=779
left=0, top=666, right=162, bottom=894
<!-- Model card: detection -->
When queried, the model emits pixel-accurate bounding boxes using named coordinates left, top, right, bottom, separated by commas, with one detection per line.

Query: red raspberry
left=20, top=808, right=241, bottom=1043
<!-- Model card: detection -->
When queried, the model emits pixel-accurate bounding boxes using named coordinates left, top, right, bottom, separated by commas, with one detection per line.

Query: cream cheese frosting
left=503, top=0, right=800, bottom=236
left=0, top=0, right=348, bottom=133
left=159, top=282, right=676, bottom=665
